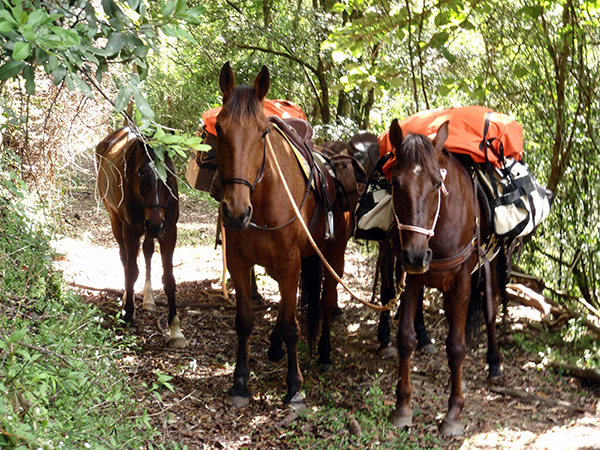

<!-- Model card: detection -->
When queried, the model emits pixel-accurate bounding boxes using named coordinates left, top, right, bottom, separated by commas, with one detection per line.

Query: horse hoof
left=390, top=411, right=412, bottom=429
left=225, top=394, right=250, bottom=408
left=439, top=419, right=464, bottom=436
left=142, top=302, right=157, bottom=312
left=418, top=343, right=437, bottom=355
left=487, top=375, right=502, bottom=386
left=168, top=337, right=187, bottom=348
left=268, top=346, right=286, bottom=363
left=331, top=306, right=346, bottom=323
left=377, top=344, right=398, bottom=359
left=285, top=392, right=306, bottom=412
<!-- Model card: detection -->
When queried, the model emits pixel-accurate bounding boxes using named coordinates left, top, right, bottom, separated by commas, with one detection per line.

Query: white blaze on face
left=413, top=164, right=423, bottom=176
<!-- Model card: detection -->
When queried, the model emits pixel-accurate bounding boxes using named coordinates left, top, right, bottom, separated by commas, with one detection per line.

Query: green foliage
left=513, top=318, right=600, bottom=371
left=286, top=384, right=445, bottom=449
left=0, top=0, right=210, bottom=180
left=0, top=151, right=174, bottom=449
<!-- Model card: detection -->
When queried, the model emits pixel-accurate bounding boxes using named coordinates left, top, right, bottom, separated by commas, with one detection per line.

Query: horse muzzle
left=400, top=247, right=433, bottom=274
left=145, top=219, right=165, bottom=238
left=221, top=202, right=253, bottom=230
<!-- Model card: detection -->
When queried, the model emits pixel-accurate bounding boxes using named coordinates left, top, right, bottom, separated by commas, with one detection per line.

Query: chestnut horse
left=215, top=62, right=353, bottom=408
left=388, top=119, right=501, bottom=435
left=96, top=128, right=186, bottom=348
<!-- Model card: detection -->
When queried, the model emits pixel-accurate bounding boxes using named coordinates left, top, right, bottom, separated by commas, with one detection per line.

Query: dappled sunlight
left=460, top=415, right=600, bottom=450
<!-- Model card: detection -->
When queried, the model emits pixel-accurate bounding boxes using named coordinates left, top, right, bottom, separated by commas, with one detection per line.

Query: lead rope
left=264, top=134, right=394, bottom=312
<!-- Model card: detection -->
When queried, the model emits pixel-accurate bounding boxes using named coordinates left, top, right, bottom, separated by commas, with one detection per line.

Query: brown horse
left=215, top=62, right=353, bottom=408
left=387, top=119, right=501, bottom=435
left=96, top=128, right=186, bottom=348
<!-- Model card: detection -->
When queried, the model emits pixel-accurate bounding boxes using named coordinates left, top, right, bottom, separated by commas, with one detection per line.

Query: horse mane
left=220, top=85, right=265, bottom=129
left=396, top=133, right=436, bottom=166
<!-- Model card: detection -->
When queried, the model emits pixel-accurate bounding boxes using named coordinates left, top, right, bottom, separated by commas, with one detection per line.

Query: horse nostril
left=423, top=249, right=433, bottom=265
left=145, top=220, right=164, bottom=235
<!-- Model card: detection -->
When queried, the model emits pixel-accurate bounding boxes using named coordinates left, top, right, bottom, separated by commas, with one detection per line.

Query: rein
left=263, top=133, right=392, bottom=313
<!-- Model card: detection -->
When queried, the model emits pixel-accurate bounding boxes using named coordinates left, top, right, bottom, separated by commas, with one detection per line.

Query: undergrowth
left=512, top=317, right=600, bottom=371
left=286, top=385, right=445, bottom=449
left=0, top=153, right=184, bottom=449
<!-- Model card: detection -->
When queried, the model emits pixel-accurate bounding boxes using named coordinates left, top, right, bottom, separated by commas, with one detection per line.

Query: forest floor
left=52, top=175, right=600, bottom=450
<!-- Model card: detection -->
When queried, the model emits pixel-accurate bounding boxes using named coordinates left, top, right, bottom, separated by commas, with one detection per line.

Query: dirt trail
left=53, top=180, right=600, bottom=450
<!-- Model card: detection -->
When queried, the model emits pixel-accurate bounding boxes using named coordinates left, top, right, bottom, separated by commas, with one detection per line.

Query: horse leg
left=439, top=275, right=470, bottom=436
left=485, top=257, right=503, bottom=383
left=225, top=257, right=255, bottom=407
left=122, top=226, right=141, bottom=325
left=276, top=266, right=304, bottom=407
left=377, top=240, right=397, bottom=358
left=250, top=266, right=264, bottom=304
left=159, top=227, right=186, bottom=348
left=415, top=291, right=436, bottom=354
left=318, top=241, right=347, bottom=366
left=141, top=236, right=157, bottom=312
left=390, top=281, right=420, bottom=429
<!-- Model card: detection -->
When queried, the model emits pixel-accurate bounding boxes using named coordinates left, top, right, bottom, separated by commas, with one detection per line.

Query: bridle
left=218, top=128, right=313, bottom=231
left=218, top=128, right=269, bottom=192
left=393, top=168, right=449, bottom=243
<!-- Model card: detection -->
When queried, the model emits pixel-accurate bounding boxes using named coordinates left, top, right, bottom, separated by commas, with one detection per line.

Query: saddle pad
left=202, top=98, right=306, bottom=136
left=378, top=106, right=523, bottom=178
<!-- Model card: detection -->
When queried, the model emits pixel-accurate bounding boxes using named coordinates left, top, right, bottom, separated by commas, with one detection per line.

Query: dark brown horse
left=215, top=62, right=353, bottom=408
left=96, top=128, right=186, bottom=348
left=387, top=119, right=501, bottom=435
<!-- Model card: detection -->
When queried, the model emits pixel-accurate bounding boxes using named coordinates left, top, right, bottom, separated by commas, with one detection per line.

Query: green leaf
left=162, top=1, right=175, bottom=17
left=72, top=73, right=93, bottom=98
left=114, top=85, right=132, bottom=113
left=104, top=32, right=126, bottom=55
left=430, top=31, right=449, bottom=47
left=9, top=328, right=27, bottom=343
left=132, top=85, right=154, bottom=119
left=0, top=20, right=16, bottom=33
left=0, top=9, right=18, bottom=25
left=185, top=5, right=206, bottom=19
left=27, top=9, right=45, bottom=27
left=440, top=46, right=456, bottom=64
left=52, top=65, right=66, bottom=85
left=23, top=65, right=35, bottom=94
left=0, top=60, right=25, bottom=79
left=12, top=41, right=31, bottom=61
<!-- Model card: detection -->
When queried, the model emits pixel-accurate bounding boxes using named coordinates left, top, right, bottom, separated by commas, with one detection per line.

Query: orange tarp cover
left=202, top=98, right=307, bottom=136
left=378, top=106, right=523, bottom=178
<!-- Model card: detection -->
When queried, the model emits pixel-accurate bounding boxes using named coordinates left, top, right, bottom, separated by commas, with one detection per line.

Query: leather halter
left=219, top=128, right=313, bottom=231
left=219, top=128, right=269, bottom=191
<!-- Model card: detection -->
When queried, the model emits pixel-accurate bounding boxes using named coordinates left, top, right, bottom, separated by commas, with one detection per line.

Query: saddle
left=268, top=116, right=339, bottom=239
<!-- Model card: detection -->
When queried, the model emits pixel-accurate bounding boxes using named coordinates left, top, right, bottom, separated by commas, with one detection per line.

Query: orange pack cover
left=378, top=106, right=523, bottom=178
left=202, top=98, right=307, bottom=136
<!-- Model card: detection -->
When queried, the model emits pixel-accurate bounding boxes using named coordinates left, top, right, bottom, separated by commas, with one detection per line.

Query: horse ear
left=432, top=120, right=449, bottom=151
left=254, top=65, right=270, bottom=102
left=219, top=62, right=235, bottom=98
left=388, top=119, right=403, bottom=150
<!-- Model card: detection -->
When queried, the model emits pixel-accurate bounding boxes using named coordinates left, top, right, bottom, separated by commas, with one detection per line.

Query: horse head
left=216, top=62, right=270, bottom=230
left=390, top=119, right=449, bottom=274
left=135, top=142, right=176, bottom=238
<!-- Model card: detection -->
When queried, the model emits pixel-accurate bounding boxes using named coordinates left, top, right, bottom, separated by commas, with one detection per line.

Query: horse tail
left=300, top=252, right=323, bottom=354
left=466, top=249, right=509, bottom=343
left=496, top=247, right=509, bottom=315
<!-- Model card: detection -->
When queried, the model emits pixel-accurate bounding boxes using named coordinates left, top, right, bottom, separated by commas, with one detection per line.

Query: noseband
left=393, top=168, right=448, bottom=240
left=219, top=128, right=269, bottom=191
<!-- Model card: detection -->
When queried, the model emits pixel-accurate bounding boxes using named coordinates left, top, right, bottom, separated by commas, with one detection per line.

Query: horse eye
left=215, top=124, right=222, bottom=137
